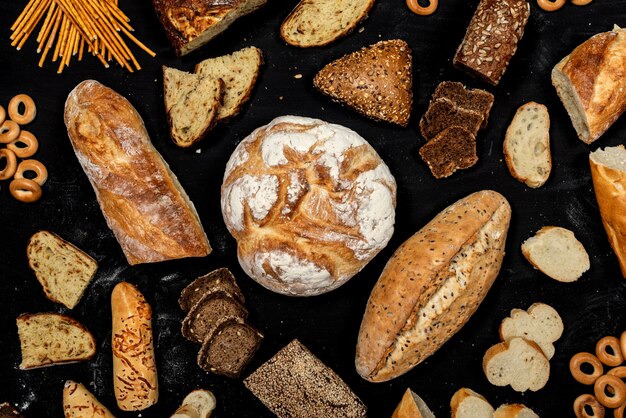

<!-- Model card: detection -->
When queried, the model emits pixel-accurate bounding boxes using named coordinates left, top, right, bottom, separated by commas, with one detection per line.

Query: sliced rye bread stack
left=419, top=81, right=494, bottom=179
left=180, top=268, right=263, bottom=378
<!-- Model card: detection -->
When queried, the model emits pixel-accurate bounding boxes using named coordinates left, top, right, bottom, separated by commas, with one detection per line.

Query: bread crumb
left=358, top=27, right=365, bottom=33
left=196, top=149, right=202, bottom=154
left=294, top=74, right=303, bottom=79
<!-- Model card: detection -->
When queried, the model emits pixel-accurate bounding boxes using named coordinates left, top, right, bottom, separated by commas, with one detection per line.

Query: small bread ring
left=14, top=159, right=47, bottom=186
left=571, top=0, right=593, bottom=5
left=574, top=394, right=606, bottom=418
left=406, top=0, right=438, bottom=15
left=0, top=119, right=20, bottom=144
left=609, top=367, right=626, bottom=379
left=571, top=352, right=605, bottom=385
left=595, top=375, right=626, bottom=409
left=8, top=94, right=36, bottom=125
left=0, top=105, right=5, bottom=125
left=597, top=336, right=624, bottom=367
left=619, top=331, right=626, bottom=358
left=9, top=178, right=42, bottom=203
left=0, top=148, right=18, bottom=181
left=7, top=130, right=38, bottom=158
left=615, top=402, right=625, bottom=418
left=537, top=0, right=566, bottom=11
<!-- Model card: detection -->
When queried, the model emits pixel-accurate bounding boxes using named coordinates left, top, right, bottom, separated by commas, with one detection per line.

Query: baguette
left=64, top=80, right=211, bottom=265
left=356, top=190, right=511, bottom=382
left=111, top=282, right=158, bottom=411
left=391, top=389, right=435, bottom=418
left=494, top=404, right=539, bottom=418
left=171, top=390, right=216, bottom=418
left=450, top=388, right=494, bottom=418
left=63, top=380, right=115, bottom=418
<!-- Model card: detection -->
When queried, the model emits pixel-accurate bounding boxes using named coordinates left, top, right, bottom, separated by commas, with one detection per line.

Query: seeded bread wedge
left=433, top=81, right=495, bottom=129
left=391, top=389, right=435, bottom=418
left=420, top=98, right=483, bottom=141
left=0, top=403, right=25, bottom=418
left=500, top=303, right=563, bottom=360
left=195, top=47, right=263, bottom=121
left=280, top=0, right=375, bottom=48
left=163, top=66, right=223, bottom=148
left=494, top=404, right=540, bottom=418
left=181, top=292, right=248, bottom=344
left=314, top=39, right=412, bottom=127
left=504, top=102, right=552, bottom=188
left=179, top=268, right=245, bottom=312
left=63, top=380, right=115, bottom=418
left=17, top=313, right=96, bottom=369
left=450, top=388, right=494, bottom=418
left=27, top=230, right=97, bottom=309
left=419, top=126, right=478, bottom=179
left=521, top=226, right=590, bottom=283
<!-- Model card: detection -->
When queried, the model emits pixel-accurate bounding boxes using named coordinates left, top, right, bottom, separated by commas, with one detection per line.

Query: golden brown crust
left=64, top=80, right=211, bottom=265
left=391, top=389, right=432, bottom=418
left=63, top=380, right=116, bottom=418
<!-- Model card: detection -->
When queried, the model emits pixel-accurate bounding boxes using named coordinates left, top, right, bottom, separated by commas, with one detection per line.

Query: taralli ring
left=609, top=366, right=626, bottom=379
left=406, top=0, right=438, bottom=16
left=0, top=105, right=5, bottom=125
left=574, top=394, right=606, bottom=418
left=619, top=331, right=626, bottom=357
left=571, top=0, right=593, bottom=5
left=7, top=130, right=38, bottom=158
left=595, top=374, right=626, bottom=409
left=0, top=119, right=20, bottom=144
left=0, top=148, right=18, bottom=181
left=9, top=178, right=42, bottom=203
left=597, top=336, right=624, bottom=367
left=537, top=0, right=566, bottom=11
left=8, top=94, right=37, bottom=125
left=571, top=352, right=605, bottom=385
left=615, top=403, right=625, bottom=418
left=14, top=159, right=48, bottom=186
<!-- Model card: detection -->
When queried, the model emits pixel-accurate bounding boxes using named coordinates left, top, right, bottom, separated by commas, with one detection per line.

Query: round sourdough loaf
left=221, top=116, right=396, bottom=296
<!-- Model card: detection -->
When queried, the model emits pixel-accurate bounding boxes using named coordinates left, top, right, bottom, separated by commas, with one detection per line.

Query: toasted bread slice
left=450, top=388, right=494, bottom=418
left=179, top=268, right=245, bottom=312
left=419, top=126, right=478, bottom=179
left=172, top=389, right=216, bottom=418
left=494, top=404, right=539, bottom=418
left=17, top=313, right=96, bottom=369
left=392, top=389, right=435, bottom=418
left=27, top=230, right=97, bottom=309
left=500, top=303, right=563, bottom=359
left=63, top=380, right=115, bottom=418
left=163, top=66, right=223, bottom=148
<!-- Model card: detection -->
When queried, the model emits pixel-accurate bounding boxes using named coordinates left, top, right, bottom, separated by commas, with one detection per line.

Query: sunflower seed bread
left=27, top=230, right=97, bottom=310
left=179, top=268, right=245, bottom=312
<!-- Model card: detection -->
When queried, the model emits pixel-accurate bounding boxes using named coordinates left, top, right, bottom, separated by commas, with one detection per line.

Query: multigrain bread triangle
left=313, top=39, right=412, bottom=127
left=494, top=404, right=540, bottom=418
left=450, top=388, right=494, bottom=418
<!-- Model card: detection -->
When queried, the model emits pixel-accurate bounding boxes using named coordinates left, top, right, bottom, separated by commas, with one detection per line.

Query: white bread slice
left=171, top=389, right=216, bottom=418
left=280, top=0, right=375, bottom=48
left=391, top=389, right=435, bottom=418
left=503, top=102, right=551, bottom=188
left=450, top=388, right=494, bottom=418
left=27, top=230, right=97, bottom=309
left=494, top=404, right=539, bottom=418
left=521, top=226, right=590, bottom=282
left=483, top=337, right=550, bottom=392
left=63, top=380, right=115, bottom=418
left=163, top=66, right=223, bottom=148
left=17, top=313, right=96, bottom=369
left=195, top=47, right=262, bottom=121
left=499, top=303, right=563, bottom=360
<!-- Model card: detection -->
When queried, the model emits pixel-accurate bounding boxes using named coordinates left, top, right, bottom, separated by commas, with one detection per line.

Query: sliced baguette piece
left=163, top=66, right=223, bottom=148
left=280, top=0, right=375, bottom=48
left=494, top=404, right=539, bottom=418
left=499, top=303, right=563, bottom=360
left=483, top=337, right=550, bottom=392
left=450, top=388, right=494, bottom=418
left=179, top=267, right=245, bottom=312
left=419, top=125, right=478, bottom=179
left=0, top=403, right=25, bottom=418
left=171, top=389, right=216, bottom=418
left=63, top=380, right=115, bottom=418
left=521, top=226, right=590, bottom=283
left=590, top=145, right=626, bottom=277
left=195, top=47, right=263, bottom=121
left=27, top=230, right=97, bottom=309
left=503, top=102, right=551, bottom=188
left=391, top=389, right=435, bottom=418
left=16, top=313, right=96, bottom=369
left=419, top=98, right=483, bottom=141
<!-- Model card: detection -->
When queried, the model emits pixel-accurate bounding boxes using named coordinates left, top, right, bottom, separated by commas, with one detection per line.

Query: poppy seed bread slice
left=179, top=268, right=245, bottom=312
left=181, top=292, right=248, bottom=344
left=433, top=81, right=494, bottom=129
left=419, top=98, right=483, bottom=141
left=419, top=126, right=478, bottom=179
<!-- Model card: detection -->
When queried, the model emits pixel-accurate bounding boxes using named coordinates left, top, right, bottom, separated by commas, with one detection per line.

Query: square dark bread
left=0, top=403, right=24, bottom=418
left=419, top=98, right=483, bottom=141
left=244, top=339, right=367, bottom=418
left=181, top=292, right=248, bottom=344
left=179, top=268, right=245, bottom=312
left=197, top=317, right=263, bottom=378
left=433, top=81, right=495, bottom=128
left=419, top=126, right=478, bottom=179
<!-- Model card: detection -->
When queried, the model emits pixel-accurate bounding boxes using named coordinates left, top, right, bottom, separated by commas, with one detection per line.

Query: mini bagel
left=574, top=394, right=605, bottom=418
left=0, top=148, right=18, bottom=180
left=406, top=0, right=438, bottom=15
left=0, top=119, right=20, bottom=144
left=0, top=105, right=5, bottom=125
left=8, top=94, right=36, bottom=125
left=9, top=178, right=42, bottom=203
left=537, top=0, right=566, bottom=11
left=619, top=331, right=626, bottom=358
left=571, top=352, right=605, bottom=385
left=7, top=130, right=38, bottom=158
left=597, top=336, right=624, bottom=367
left=595, top=374, right=626, bottom=409
left=14, top=159, right=47, bottom=186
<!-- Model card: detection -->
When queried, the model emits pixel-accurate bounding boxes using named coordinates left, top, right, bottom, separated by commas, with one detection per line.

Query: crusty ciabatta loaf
left=356, top=190, right=511, bottom=382
left=483, top=337, right=550, bottom=392
left=171, top=389, right=216, bottom=418
left=27, top=230, right=97, bottom=309
left=63, top=380, right=115, bottom=418
left=521, top=226, right=590, bottom=283
left=504, top=102, right=552, bottom=188
left=280, top=0, right=375, bottom=48
left=313, top=40, right=412, bottom=126
left=16, top=313, right=96, bottom=369
left=552, top=26, right=626, bottom=144
left=195, top=46, right=263, bottom=121
left=151, top=0, right=268, bottom=56
left=500, top=303, right=563, bottom=360
left=391, top=389, right=435, bottom=418
left=163, top=65, right=223, bottom=147
left=494, top=404, right=539, bottom=418
left=450, top=388, right=494, bottom=418
left=590, top=146, right=626, bottom=277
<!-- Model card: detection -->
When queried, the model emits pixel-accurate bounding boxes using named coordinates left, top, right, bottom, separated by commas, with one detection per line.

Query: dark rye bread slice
left=433, top=81, right=495, bottom=128
left=179, top=268, right=245, bottom=312
left=244, top=339, right=367, bottom=418
left=181, top=292, right=248, bottom=344
left=197, top=318, right=263, bottom=378
left=420, top=98, right=483, bottom=141
left=0, top=403, right=24, bottom=418
left=419, top=126, right=478, bottom=179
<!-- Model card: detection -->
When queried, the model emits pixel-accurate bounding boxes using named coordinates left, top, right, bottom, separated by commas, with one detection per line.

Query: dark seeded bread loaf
left=433, top=81, right=494, bottom=128
left=420, top=98, right=483, bottom=141
left=419, top=126, right=478, bottom=179
left=179, top=268, right=245, bottom=312
left=181, top=292, right=248, bottom=343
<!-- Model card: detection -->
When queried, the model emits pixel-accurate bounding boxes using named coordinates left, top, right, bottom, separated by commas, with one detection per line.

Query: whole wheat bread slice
left=181, top=292, right=248, bottom=344
left=27, top=230, right=97, bottom=309
left=419, top=126, right=478, bottom=179
left=500, top=303, right=563, bottom=360
left=450, top=388, right=494, bottom=418
left=179, top=267, right=245, bottom=312
left=420, top=98, right=483, bottom=141
left=494, top=404, right=539, bottom=418
left=433, top=81, right=494, bottom=129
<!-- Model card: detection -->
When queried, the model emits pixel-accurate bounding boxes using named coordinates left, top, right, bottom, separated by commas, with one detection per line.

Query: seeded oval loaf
left=356, top=190, right=511, bottom=382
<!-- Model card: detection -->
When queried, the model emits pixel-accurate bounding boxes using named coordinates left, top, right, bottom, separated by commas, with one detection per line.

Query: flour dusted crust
left=221, top=116, right=397, bottom=296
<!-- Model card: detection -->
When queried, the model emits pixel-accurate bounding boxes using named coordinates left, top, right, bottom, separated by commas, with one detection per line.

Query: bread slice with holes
left=450, top=388, right=494, bottom=418
left=17, top=313, right=96, bottom=369
left=27, top=230, right=97, bottom=309
left=500, top=303, right=563, bottom=360
left=504, top=102, right=551, bottom=188
left=521, top=226, right=590, bottom=282
left=494, top=404, right=539, bottom=418
left=483, top=337, right=550, bottom=392
left=163, top=66, right=223, bottom=148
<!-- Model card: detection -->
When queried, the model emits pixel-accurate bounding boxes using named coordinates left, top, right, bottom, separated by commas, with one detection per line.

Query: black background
left=1, top=0, right=625, bottom=416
